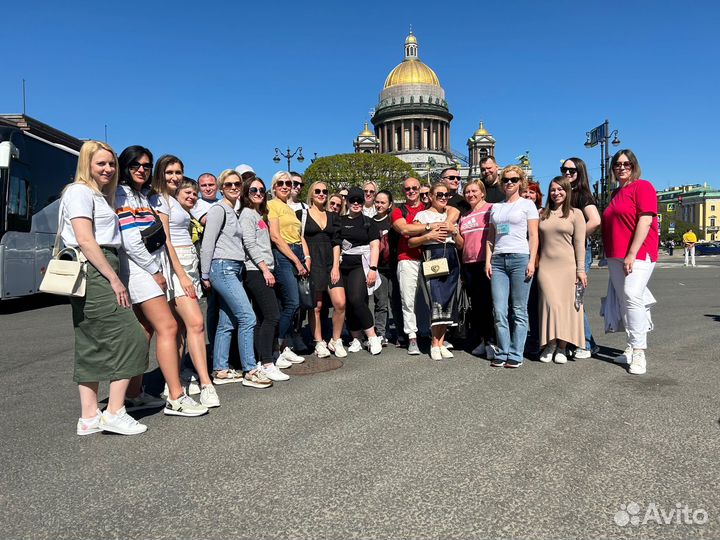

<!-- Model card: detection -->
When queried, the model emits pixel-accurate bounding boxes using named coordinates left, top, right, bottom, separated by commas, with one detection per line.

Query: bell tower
left=467, top=121, right=496, bottom=179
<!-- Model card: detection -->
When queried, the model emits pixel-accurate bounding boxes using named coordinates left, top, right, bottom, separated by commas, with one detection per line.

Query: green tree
left=302, top=153, right=418, bottom=200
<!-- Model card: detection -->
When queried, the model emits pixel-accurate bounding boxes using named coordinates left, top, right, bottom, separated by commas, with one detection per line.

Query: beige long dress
left=537, top=208, right=586, bottom=348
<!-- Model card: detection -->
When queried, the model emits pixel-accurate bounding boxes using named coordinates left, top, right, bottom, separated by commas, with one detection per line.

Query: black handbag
left=141, top=206, right=167, bottom=253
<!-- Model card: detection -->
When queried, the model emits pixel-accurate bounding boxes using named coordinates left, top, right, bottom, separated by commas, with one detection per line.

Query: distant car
left=695, top=242, right=720, bottom=255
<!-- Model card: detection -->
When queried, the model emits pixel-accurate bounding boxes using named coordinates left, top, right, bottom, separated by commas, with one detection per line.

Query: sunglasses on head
left=224, top=181, right=242, bottom=189
left=129, top=162, right=153, bottom=172
left=249, top=187, right=266, bottom=195
left=314, top=189, right=328, bottom=195
left=275, top=180, right=293, bottom=188
left=561, top=166, right=577, bottom=175
left=503, top=178, right=520, bottom=184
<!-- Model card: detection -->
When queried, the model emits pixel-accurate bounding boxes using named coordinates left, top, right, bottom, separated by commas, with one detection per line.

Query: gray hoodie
left=238, top=208, right=274, bottom=272
left=200, top=203, right=245, bottom=278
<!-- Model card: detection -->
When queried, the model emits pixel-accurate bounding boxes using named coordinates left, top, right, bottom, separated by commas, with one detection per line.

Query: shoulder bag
left=39, top=200, right=88, bottom=297
left=422, top=241, right=449, bottom=279
left=141, top=198, right=167, bottom=253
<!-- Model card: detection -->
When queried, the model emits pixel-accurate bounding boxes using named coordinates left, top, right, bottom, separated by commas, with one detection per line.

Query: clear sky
left=3, top=0, right=718, bottom=190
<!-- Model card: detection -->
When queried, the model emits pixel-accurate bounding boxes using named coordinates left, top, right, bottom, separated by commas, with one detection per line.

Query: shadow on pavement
left=703, top=314, right=720, bottom=323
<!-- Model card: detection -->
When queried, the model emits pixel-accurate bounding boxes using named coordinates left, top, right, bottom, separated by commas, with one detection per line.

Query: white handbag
left=39, top=201, right=88, bottom=297
left=422, top=242, right=449, bottom=278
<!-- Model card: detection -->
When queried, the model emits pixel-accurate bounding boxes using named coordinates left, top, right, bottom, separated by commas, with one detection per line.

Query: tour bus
left=0, top=115, right=81, bottom=299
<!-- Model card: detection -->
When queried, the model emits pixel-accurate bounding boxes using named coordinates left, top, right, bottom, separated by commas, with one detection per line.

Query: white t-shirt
left=61, top=184, right=121, bottom=248
left=151, top=194, right=193, bottom=247
left=362, top=205, right=377, bottom=218
left=191, top=198, right=214, bottom=221
left=490, top=198, right=539, bottom=254
left=288, top=201, right=308, bottom=212
left=414, top=209, right=455, bottom=244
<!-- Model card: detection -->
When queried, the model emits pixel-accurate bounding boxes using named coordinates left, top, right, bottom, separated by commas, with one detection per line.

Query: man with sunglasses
left=440, top=167, right=471, bottom=215
left=362, top=181, right=378, bottom=217
left=479, top=156, right=506, bottom=203
left=288, top=171, right=309, bottom=213
left=391, top=177, right=446, bottom=354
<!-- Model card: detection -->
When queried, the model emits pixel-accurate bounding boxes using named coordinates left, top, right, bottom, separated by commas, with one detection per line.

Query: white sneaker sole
left=100, top=423, right=148, bottom=435
left=163, top=405, right=208, bottom=417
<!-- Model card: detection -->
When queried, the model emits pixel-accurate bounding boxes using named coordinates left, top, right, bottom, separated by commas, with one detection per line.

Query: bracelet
left=304, top=255, right=312, bottom=260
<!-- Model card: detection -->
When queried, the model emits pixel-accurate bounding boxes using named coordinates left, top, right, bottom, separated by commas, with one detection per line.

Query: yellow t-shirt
left=268, top=199, right=301, bottom=245
left=683, top=231, right=697, bottom=244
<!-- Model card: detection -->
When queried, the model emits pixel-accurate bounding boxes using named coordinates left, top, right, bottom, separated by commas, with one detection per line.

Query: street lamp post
left=273, top=146, right=305, bottom=172
left=584, top=119, right=620, bottom=211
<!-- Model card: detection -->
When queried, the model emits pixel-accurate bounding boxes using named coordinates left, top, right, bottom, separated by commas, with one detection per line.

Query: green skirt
left=70, top=248, right=149, bottom=383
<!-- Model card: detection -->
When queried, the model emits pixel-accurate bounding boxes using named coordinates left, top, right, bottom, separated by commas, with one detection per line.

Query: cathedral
left=353, top=31, right=501, bottom=182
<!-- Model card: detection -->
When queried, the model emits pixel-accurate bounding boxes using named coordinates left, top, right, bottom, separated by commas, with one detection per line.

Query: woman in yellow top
left=268, top=171, right=310, bottom=365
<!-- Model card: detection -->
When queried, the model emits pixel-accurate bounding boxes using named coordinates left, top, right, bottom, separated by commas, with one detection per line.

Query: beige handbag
left=39, top=202, right=88, bottom=297
left=422, top=242, right=449, bottom=278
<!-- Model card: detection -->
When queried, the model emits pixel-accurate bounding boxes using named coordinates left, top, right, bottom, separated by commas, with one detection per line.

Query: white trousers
left=397, top=259, right=421, bottom=339
left=684, top=245, right=696, bottom=266
left=607, top=256, right=656, bottom=349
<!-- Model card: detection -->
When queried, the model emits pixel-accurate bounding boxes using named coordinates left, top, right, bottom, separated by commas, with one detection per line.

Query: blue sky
left=3, top=0, right=718, bottom=190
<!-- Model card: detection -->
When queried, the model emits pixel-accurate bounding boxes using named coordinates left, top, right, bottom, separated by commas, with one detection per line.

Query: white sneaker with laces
left=614, top=346, right=633, bottom=365
left=573, top=348, right=592, bottom=359
left=440, top=346, right=454, bottom=358
left=554, top=349, right=568, bottom=364
left=348, top=338, right=362, bottom=353
left=328, top=338, right=347, bottom=358
left=629, top=349, right=647, bottom=375
left=164, top=393, right=209, bottom=417
left=368, top=336, right=383, bottom=355
left=200, top=385, right=220, bottom=408
left=471, top=341, right=486, bottom=357
left=315, top=341, right=331, bottom=358
left=262, top=364, right=290, bottom=381
left=100, top=407, right=147, bottom=435
left=77, top=409, right=102, bottom=436
left=539, top=345, right=556, bottom=363
left=281, top=347, right=305, bottom=364
left=430, top=347, right=443, bottom=360
left=275, top=355, right=293, bottom=369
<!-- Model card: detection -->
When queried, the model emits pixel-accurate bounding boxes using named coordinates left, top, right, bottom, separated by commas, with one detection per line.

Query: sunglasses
left=404, top=186, right=419, bottom=192
left=503, top=178, right=520, bottom=184
left=329, top=202, right=341, bottom=207
left=249, top=187, right=266, bottom=195
left=348, top=198, right=363, bottom=205
left=442, top=175, right=461, bottom=181
left=364, top=189, right=376, bottom=194
left=129, top=162, right=153, bottom=172
left=292, top=181, right=303, bottom=188
left=434, top=192, right=451, bottom=199
left=275, top=180, right=294, bottom=188
left=223, top=181, right=242, bottom=189
left=560, top=167, right=577, bottom=175
left=420, top=192, right=430, bottom=197
left=314, top=189, right=328, bottom=195
left=613, top=162, right=633, bottom=170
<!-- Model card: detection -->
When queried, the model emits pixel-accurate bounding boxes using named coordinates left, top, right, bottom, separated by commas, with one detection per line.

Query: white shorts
left=120, top=248, right=170, bottom=305
left=168, top=245, right=202, bottom=301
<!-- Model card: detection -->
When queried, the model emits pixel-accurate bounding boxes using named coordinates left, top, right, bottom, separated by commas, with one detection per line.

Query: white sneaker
left=281, top=347, right=305, bottom=364
left=100, top=407, right=147, bottom=435
left=77, top=409, right=102, bottom=436
left=181, top=369, right=201, bottom=396
left=554, top=349, right=568, bottom=364
left=573, top=348, right=592, bottom=359
left=614, top=346, right=633, bottom=365
left=199, top=385, right=220, bottom=408
left=262, top=364, right=290, bottom=381
left=443, top=341, right=454, bottom=350
left=629, top=349, right=647, bottom=375
left=368, top=336, right=383, bottom=355
left=539, top=344, right=556, bottom=363
left=164, top=393, right=209, bottom=417
left=430, top=347, right=442, bottom=361
left=348, top=338, right=362, bottom=353
left=275, top=355, right=293, bottom=369
left=471, top=341, right=486, bottom=357
left=314, top=340, right=331, bottom=358
left=328, top=338, right=347, bottom=358
left=440, top=346, right=454, bottom=358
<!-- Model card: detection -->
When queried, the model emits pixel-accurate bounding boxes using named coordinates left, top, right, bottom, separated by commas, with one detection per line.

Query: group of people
left=61, top=141, right=658, bottom=437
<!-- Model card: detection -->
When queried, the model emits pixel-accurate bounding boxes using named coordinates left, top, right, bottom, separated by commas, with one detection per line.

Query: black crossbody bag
left=141, top=203, right=167, bottom=253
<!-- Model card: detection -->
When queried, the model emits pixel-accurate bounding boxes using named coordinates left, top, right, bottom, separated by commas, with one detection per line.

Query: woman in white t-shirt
left=485, top=166, right=539, bottom=368
left=62, top=141, right=149, bottom=436
left=150, top=155, right=218, bottom=408
left=409, top=182, right=461, bottom=361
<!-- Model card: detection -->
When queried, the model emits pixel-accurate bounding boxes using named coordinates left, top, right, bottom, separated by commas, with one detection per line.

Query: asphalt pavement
left=1, top=258, right=719, bottom=540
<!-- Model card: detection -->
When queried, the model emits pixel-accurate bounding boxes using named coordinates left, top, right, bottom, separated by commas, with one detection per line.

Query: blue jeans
left=583, top=240, right=596, bottom=350
left=273, top=245, right=302, bottom=340
left=209, top=259, right=257, bottom=373
left=491, top=253, right=532, bottom=362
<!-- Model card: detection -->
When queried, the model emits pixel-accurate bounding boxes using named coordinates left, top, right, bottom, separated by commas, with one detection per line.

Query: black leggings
left=244, top=270, right=280, bottom=363
left=341, top=265, right=374, bottom=332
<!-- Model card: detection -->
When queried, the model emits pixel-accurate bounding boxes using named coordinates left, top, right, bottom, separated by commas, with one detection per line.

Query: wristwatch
left=369, top=266, right=378, bottom=271
left=425, top=224, right=432, bottom=231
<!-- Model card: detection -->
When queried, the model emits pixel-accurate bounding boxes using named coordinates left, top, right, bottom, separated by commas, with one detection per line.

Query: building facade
left=657, top=183, right=720, bottom=241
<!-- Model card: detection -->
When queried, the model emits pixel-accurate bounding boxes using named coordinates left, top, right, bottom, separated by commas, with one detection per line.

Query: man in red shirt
left=392, top=177, right=448, bottom=355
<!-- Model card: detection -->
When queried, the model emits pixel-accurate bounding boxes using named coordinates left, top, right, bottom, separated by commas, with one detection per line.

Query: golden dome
left=405, top=32, right=417, bottom=45
left=474, top=121, right=489, bottom=136
left=384, top=60, right=440, bottom=88
left=359, top=122, right=374, bottom=137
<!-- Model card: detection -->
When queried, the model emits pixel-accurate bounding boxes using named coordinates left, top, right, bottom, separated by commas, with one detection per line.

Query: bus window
left=7, top=175, right=31, bottom=231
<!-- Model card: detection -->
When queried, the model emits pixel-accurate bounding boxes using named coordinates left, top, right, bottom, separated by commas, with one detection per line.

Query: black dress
left=302, top=210, right=342, bottom=296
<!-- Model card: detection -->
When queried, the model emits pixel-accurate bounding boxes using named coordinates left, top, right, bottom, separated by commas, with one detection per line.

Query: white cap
left=235, top=164, right=255, bottom=176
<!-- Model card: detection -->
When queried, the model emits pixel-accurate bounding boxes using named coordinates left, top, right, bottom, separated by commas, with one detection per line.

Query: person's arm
left=158, top=207, right=196, bottom=299
left=526, top=219, right=539, bottom=279
left=268, top=215, right=307, bottom=277
left=199, top=205, right=225, bottom=284
left=300, top=236, right=311, bottom=275
left=573, top=210, right=588, bottom=288
left=72, top=218, right=131, bottom=308
left=330, top=244, right=341, bottom=285
left=115, top=190, right=161, bottom=276
left=624, top=214, right=653, bottom=275
left=367, top=238, right=380, bottom=288
left=582, top=204, right=601, bottom=236
left=485, top=224, right=496, bottom=279
left=408, top=217, right=447, bottom=247
left=392, top=209, right=445, bottom=236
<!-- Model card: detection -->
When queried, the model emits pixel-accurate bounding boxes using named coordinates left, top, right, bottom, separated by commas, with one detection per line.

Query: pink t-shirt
left=602, top=179, right=659, bottom=262
left=459, top=203, right=493, bottom=264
